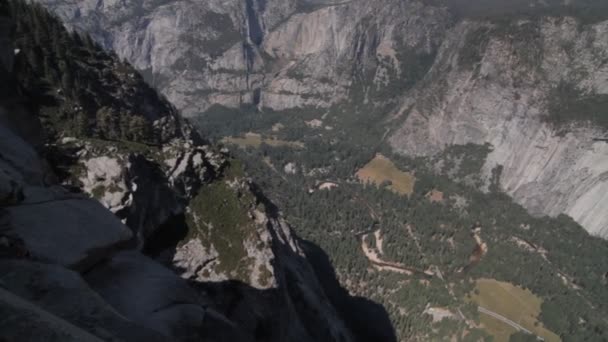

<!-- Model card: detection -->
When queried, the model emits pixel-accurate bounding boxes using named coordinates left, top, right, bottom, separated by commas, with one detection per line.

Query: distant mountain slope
left=35, top=0, right=451, bottom=114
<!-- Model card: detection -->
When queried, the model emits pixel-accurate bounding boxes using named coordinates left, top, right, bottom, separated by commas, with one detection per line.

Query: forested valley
left=198, top=96, right=608, bottom=341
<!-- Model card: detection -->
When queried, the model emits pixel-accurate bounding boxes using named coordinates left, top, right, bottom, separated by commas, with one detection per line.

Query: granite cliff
left=389, top=16, right=608, bottom=237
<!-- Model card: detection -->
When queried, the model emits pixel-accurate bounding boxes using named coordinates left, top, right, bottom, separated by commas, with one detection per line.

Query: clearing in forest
left=356, top=154, right=415, bottom=195
left=427, top=189, right=445, bottom=203
left=221, top=132, right=304, bottom=149
left=468, top=279, right=560, bottom=342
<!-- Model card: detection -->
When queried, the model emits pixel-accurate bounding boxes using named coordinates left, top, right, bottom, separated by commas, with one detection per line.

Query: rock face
left=389, top=18, right=608, bottom=238
left=1, top=4, right=352, bottom=341
left=37, top=0, right=449, bottom=115
left=7, top=197, right=133, bottom=269
left=0, top=114, right=182, bottom=340
left=36, top=0, right=608, bottom=238
left=0, top=260, right=167, bottom=341
left=84, top=251, right=210, bottom=340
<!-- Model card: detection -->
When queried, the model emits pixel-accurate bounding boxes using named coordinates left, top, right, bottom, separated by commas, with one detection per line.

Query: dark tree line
left=8, top=0, right=177, bottom=143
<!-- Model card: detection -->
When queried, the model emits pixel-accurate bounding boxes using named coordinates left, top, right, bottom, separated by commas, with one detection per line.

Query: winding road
left=478, top=307, right=541, bottom=339
left=360, top=231, right=434, bottom=277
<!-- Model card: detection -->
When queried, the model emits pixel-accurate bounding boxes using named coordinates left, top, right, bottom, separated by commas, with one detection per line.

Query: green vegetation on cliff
left=9, top=0, right=176, bottom=143
left=547, top=82, right=608, bottom=132
left=185, top=160, right=258, bottom=281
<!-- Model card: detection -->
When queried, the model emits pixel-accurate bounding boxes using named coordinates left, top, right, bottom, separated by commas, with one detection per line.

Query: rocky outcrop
left=0, top=116, right=246, bottom=340
left=389, top=17, right=608, bottom=237
left=1, top=119, right=353, bottom=340
left=59, top=134, right=353, bottom=340
left=0, top=115, right=204, bottom=340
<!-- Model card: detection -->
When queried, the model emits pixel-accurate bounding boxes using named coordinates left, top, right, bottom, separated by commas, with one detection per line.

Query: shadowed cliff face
left=35, top=0, right=450, bottom=114
left=246, top=0, right=265, bottom=45
left=301, top=240, right=397, bottom=342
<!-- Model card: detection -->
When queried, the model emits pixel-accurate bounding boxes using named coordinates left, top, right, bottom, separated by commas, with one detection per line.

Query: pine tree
left=128, top=115, right=149, bottom=142
left=96, top=107, right=118, bottom=140
left=119, top=111, right=131, bottom=140
left=60, top=61, right=73, bottom=91
left=72, top=111, right=88, bottom=137
left=71, top=31, right=83, bottom=48
left=83, top=34, right=96, bottom=52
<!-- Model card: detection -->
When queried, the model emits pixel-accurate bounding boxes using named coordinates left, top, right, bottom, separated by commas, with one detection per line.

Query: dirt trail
left=374, top=229, right=384, bottom=254
left=360, top=230, right=434, bottom=277
left=361, top=234, right=413, bottom=275
left=478, top=307, right=534, bottom=335
left=405, top=224, right=423, bottom=254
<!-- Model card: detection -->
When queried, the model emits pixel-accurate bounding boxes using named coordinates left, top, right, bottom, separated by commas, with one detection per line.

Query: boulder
left=81, top=156, right=129, bottom=212
left=84, top=251, right=209, bottom=339
left=5, top=198, right=132, bottom=269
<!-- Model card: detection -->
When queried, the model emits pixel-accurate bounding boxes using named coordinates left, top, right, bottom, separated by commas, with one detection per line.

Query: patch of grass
left=82, top=138, right=158, bottom=156
left=469, top=279, right=561, bottom=342
left=224, top=158, right=246, bottom=180
left=356, top=154, right=416, bottom=196
left=107, top=183, right=122, bottom=194
left=91, top=185, right=106, bottom=199
left=478, top=312, right=517, bottom=341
